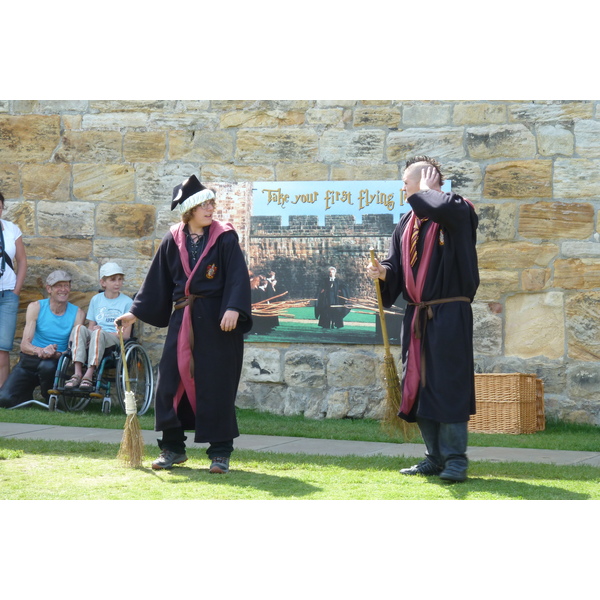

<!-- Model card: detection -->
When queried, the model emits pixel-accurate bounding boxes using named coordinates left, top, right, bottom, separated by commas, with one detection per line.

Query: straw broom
left=369, top=248, right=413, bottom=439
left=116, top=322, right=145, bottom=467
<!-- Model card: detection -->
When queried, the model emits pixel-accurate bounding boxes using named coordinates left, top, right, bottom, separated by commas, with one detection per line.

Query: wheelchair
left=47, top=336, right=154, bottom=416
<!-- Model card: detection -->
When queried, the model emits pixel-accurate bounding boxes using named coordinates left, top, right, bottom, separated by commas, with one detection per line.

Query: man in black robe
left=368, top=156, right=479, bottom=482
left=116, top=175, right=252, bottom=474
left=315, top=267, right=350, bottom=329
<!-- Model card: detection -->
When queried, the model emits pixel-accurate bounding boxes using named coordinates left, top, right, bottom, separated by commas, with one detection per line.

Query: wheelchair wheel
left=53, top=353, right=91, bottom=412
left=115, top=341, right=154, bottom=416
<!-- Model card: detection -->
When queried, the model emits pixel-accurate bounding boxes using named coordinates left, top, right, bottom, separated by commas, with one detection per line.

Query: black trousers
left=158, top=426, right=234, bottom=458
left=0, top=353, right=58, bottom=408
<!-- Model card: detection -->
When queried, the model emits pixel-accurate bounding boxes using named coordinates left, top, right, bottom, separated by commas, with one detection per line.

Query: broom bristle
left=118, top=414, right=145, bottom=468
left=381, top=354, right=418, bottom=441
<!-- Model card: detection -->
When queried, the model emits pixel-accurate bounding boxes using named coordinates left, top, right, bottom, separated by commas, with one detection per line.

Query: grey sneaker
left=152, top=450, right=188, bottom=470
left=400, top=459, right=443, bottom=476
left=209, top=456, right=230, bottom=474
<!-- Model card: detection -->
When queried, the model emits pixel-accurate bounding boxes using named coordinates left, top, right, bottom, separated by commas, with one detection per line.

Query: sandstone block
left=476, top=202, right=516, bottom=242
left=477, top=241, right=558, bottom=269
left=472, top=302, right=502, bottom=355
left=518, top=201, right=594, bottom=239
left=55, top=130, right=122, bottom=163
left=574, top=120, right=600, bottom=157
left=305, top=108, right=346, bottom=127
left=567, top=363, right=600, bottom=402
left=124, top=132, right=167, bottom=162
left=149, top=112, right=220, bottom=130
left=553, top=159, right=600, bottom=198
left=537, top=124, right=574, bottom=156
left=475, top=270, right=520, bottom=300
left=236, top=129, right=319, bottom=163
left=444, top=161, right=483, bottom=200
left=483, top=160, right=552, bottom=198
left=0, top=164, right=20, bottom=198
left=202, top=164, right=275, bottom=182
left=95, top=203, right=155, bottom=238
left=26, top=237, right=93, bottom=260
left=21, top=163, right=71, bottom=201
left=133, top=163, right=200, bottom=205
left=62, top=115, right=82, bottom=130
left=353, top=106, right=401, bottom=127
left=401, top=102, right=451, bottom=126
left=242, top=347, right=282, bottom=383
left=276, top=163, right=330, bottom=180
left=561, top=241, right=600, bottom=258
left=90, top=100, right=176, bottom=112
left=220, top=110, right=305, bottom=128
left=169, top=131, right=235, bottom=162
left=319, top=130, right=385, bottom=163
left=467, top=124, right=536, bottom=159
left=331, top=164, right=399, bottom=180
left=316, top=100, right=357, bottom=108
left=37, top=201, right=95, bottom=237
left=505, top=292, right=565, bottom=359
left=508, top=101, right=593, bottom=123
left=566, top=291, right=600, bottom=360
left=3, top=201, right=35, bottom=235
left=452, top=103, right=506, bottom=125
left=521, top=268, right=551, bottom=291
left=82, top=113, right=148, bottom=130
left=284, top=349, right=325, bottom=387
left=387, top=128, right=465, bottom=161
left=326, top=350, right=377, bottom=388
left=0, top=115, right=61, bottom=162
left=73, top=164, right=135, bottom=202
left=555, top=259, right=600, bottom=290
left=93, top=238, right=154, bottom=261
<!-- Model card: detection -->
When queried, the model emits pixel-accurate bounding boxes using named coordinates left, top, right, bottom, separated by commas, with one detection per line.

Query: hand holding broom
left=116, top=319, right=145, bottom=467
left=369, top=248, right=411, bottom=439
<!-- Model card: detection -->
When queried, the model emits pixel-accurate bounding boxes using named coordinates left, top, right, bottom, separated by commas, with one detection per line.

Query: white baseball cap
left=99, top=262, right=125, bottom=278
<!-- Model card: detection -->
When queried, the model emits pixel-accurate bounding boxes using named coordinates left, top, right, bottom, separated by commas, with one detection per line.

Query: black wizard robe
left=380, top=190, right=479, bottom=423
left=315, top=276, right=350, bottom=329
left=130, top=219, right=252, bottom=442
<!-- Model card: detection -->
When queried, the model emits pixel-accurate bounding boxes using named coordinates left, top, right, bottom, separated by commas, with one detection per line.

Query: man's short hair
left=405, top=155, right=444, bottom=184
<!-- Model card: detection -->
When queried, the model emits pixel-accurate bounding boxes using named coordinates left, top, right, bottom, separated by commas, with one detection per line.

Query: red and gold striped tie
left=410, top=217, right=428, bottom=267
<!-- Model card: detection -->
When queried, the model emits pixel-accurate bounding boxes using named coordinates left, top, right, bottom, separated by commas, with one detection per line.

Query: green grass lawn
left=2, top=404, right=599, bottom=452
left=1, top=437, right=598, bottom=500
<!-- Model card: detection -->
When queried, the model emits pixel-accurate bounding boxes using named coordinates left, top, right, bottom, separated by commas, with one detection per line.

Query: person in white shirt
left=0, top=192, right=28, bottom=388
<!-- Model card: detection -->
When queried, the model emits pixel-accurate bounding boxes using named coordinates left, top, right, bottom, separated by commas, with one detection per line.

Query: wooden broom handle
left=369, top=248, right=391, bottom=353
left=116, top=320, right=130, bottom=393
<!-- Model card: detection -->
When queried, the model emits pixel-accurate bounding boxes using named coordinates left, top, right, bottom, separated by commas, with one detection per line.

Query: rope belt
left=408, top=296, right=471, bottom=388
left=174, top=294, right=204, bottom=377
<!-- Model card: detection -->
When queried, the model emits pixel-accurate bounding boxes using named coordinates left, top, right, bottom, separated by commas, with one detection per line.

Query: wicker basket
left=469, top=373, right=544, bottom=434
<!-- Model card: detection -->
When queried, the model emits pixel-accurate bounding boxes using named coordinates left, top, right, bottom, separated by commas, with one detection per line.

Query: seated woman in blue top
left=0, top=270, right=85, bottom=408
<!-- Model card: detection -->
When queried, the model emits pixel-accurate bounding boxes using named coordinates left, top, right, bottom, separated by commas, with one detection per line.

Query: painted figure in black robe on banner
left=367, top=156, right=479, bottom=482
left=115, top=175, right=252, bottom=474
left=314, top=267, right=350, bottom=329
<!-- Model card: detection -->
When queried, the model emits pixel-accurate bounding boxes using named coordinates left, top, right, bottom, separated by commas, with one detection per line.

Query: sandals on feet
left=79, top=378, right=94, bottom=391
left=64, top=375, right=82, bottom=389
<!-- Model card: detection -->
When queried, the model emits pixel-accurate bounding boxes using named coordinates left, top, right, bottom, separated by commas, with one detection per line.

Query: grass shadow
left=146, top=463, right=322, bottom=498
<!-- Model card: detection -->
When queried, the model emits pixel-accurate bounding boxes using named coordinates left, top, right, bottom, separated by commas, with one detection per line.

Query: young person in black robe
left=314, top=267, right=350, bottom=329
left=115, top=175, right=252, bottom=473
left=367, top=156, right=479, bottom=482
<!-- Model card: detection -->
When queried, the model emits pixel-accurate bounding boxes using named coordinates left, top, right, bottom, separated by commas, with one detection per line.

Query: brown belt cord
left=408, top=296, right=471, bottom=388
left=174, top=294, right=203, bottom=378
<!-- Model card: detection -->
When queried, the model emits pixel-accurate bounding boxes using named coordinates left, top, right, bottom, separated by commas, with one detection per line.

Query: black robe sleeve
left=130, top=232, right=177, bottom=328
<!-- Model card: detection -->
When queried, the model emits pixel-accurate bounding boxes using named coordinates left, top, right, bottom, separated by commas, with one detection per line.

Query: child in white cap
left=65, top=262, right=133, bottom=391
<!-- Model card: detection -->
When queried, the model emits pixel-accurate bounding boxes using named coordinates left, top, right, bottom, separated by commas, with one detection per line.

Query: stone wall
left=1, top=100, right=599, bottom=424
